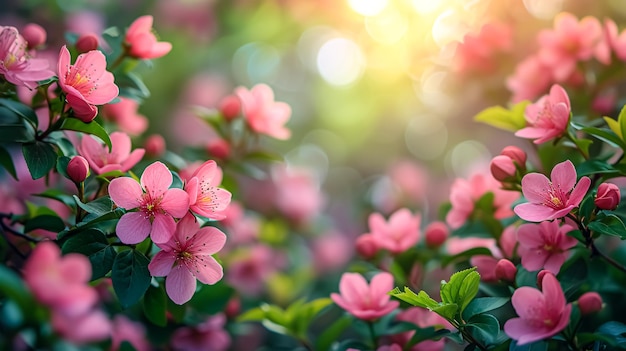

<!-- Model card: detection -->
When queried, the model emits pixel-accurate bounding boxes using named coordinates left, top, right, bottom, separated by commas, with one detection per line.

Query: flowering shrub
left=3, top=3, right=626, bottom=351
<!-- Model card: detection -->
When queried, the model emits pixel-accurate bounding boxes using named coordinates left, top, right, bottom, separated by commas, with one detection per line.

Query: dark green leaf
left=56, top=156, right=71, bottom=180
left=572, top=123, right=626, bottom=149
left=24, top=214, right=65, bottom=233
left=315, top=315, right=352, bottom=351
left=576, top=159, right=617, bottom=177
left=0, top=98, right=38, bottom=128
left=188, top=281, right=234, bottom=315
left=112, top=250, right=151, bottom=308
left=0, top=264, right=35, bottom=313
left=588, top=215, right=626, bottom=239
left=0, top=106, right=33, bottom=142
left=463, top=297, right=510, bottom=320
left=59, top=118, right=111, bottom=149
left=73, top=195, right=114, bottom=216
left=117, top=72, right=150, bottom=100
left=0, top=145, right=17, bottom=179
left=407, top=328, right=454, bottom=348
left=466, top=313, right=500, bottom=346
left=143, top=285, right=167, bottom=327
left=22, top=142, right=57, bottom=179
left=32, top=189, right=75, bottom=208
left=61, top=228, right=116, bottom=280
left=509, top=340, right=548, bottom=351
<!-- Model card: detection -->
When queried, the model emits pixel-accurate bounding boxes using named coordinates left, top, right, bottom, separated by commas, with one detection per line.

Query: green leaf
left=0, top=98, right=38, bottom=128
left=292, top=298, right=333, bottom=338
left=572, top=122, right=626, bottom=149
left=117, top=72, right=151, bottom=100
left=24, top=214, right=65, bottom=233
left=62, top=228, right=116, bottom=280
left=509, top=340, right=549, bottom=351
left=32, top=189, right=76, bottom=208
left=315, top=315, right=352, bottom=351
left=440, top=267, right=480, bottom=315
left=576, top=159, right=617, bottom=177
left=619, top=104, right=626, bottom=143
left=0, top=145, right=17, bottom=179
left=188, top=281, right=234, bottom=315
left=22, top=142, right=57, bottom=179
left=463, top=297, right=510, bottom=320
left=59, top=118, right=111, bottom=149
left=0, top=106, right=33, bottom=143
left=112, top=250, right=151, bottom=308
left=432, top=303, right=458, bottom=320
left=407, top=328, right=454, bottom=348
left=143, top=285, right=167, bottom=327
left=466, top=313, right=500, bottom=346
left=238, top=307, right=266, bottom=322
left=588, top=215, right=626, bottom=239
left=73, top=195, right=114, bottom=216
left=474, top=101, right=528, bottom=132
left=0, top=264, right=35, bottom=313
left=389, top=286, right=438, bottom=309
left=56, top=156, right=71, bottom=180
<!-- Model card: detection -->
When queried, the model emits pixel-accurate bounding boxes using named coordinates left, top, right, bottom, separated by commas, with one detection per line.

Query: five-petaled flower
left=517, top=220, right=578, bottom=274
left=0, top=26, right=54, bottom=89
left=78, top=131, right=145, bottom=175
left=331, top=271, right=399, bottom=321
left=148, top=213, right=226, bottom=305
left=124, top=15, right=172, bottom=60
left=108, top=161, right=189, bottom=244
left=515, top=84, right=571, bottom=144
left=514, top=160, right=591, bottom=222
left=235, top=84, right=292, bottom=140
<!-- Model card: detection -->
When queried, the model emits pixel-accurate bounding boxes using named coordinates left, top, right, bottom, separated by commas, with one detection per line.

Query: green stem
left=367, top=321, right=377, bottom=348
left=75, top=181, right=85, bottom=223
left=567, top=214, right=626, bottom=274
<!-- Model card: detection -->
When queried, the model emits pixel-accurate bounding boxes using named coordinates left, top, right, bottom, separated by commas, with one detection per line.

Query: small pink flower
left=366, top=208, right=420, bottom=254
left=102, top=97, right=149, bottom=136
left=504, top=272, right=572, bottom=345
left=21, top=23, right=46, bottom=50
left=108, top=161, right=190, bottom=244
left=235, top=84, right=291, bottom=139
left=51, top=309, right=111, bottom=344
left=272, top=165, right=325, bottom=225
left=144, top=134, right=166, bottom=157
left=506, top=54, right=553, bottom=103
left=226, top=245, right=277, bottom=296
left=184, top=160, right=232, bottom=220
left=331, top=272, right=399, bottom=321
left=390, top=307, right=451, bottom=351
left=0, top=26, right=54, bottom=89
left=454, top=22, right=513, bottom=75
left=170, top=314, right=231, bottom=351
left=577, top=292, right=603, bottom=315
left=57, top=45, right=119, bottom=122
left=78, top=131, right=145, bottom=174
left=148, top=213, right=226, bottom=305
left=75, top=33, right=100, bottom=53
left=517, top=220, right=577, bottom=274
left=110, top=315, right=149, bottom=351
left=515, top=84, right=571, bottom=144
left=425, top=221, right=449, bottom=248
left=125, top=15, right=172, bottom=60
left=514, top=160, right=591, bottom=222
left=495, top=259, right=517, bottom=282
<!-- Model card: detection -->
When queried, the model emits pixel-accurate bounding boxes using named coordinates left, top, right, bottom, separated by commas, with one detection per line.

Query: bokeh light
left=348, top=0, right=389, bottom=16
left=316, top=37, right=365, bottom=86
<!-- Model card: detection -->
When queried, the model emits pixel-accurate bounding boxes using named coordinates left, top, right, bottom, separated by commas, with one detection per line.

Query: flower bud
left=490, top=155, right=516, bottom=182
left=495, top=259, right=517, bottom=282
left=22, top=23, right=47, bottom=50
left=75, top=33, right=99, bottom=53
left=67, top=156, right=89, bottom=183
left=577, top=292, right=603, bottom=315
left=595, top=183, right=620, bottom=210
left=355, top=234, right=378, bottom=259
left=144, top=134, right=166, bottom=157
left=425, top=221, right=449, bottom=248
left=225, top=296, right=241, bottom=319
left=206, top=138, right=231, bottom=159
left=219, top=95, right=241, bottom=121
left=500, top=146, right=527, bottom=168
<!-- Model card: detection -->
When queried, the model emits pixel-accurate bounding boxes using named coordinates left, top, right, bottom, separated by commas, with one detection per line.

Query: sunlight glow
left=365, top=9, right=408, bottom=44
left=317, top=38, right=365, bottom=86
left=348, top=0, right=389, bottom=16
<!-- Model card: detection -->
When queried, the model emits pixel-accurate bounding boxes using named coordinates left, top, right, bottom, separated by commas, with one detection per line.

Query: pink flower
left=596, top=19, right=626, bottom=64
left=517, top=220, right=577, bottom=274
left=108, top=161, right=190, bottom=244
left=235, top=84, right=291, bottom=139
left=226, top=245, right=277, bottom=296
left=21, top=23, right=47, bottom=50
left=366, top=208, right=420, bottom=254
left=514, top=160, right=591, bottom=222
left=67, top=155, right=90, bottom=183
left=504, top=272, right=572, bottom=345
left=577, top=292, right=603, bottom=315
left=506, top=55, right=553, bottom=102
left=390, top=307, right=451, bottom=351
left=125, top=15, right=172, bottom=60
left=102, top=97, right=149, bottom=136
left=331, top=272, right=399, bottom=321
left=272, top=165, right=325, bottom=225
left=0, top=26, right=54, bottom=89
left=170, top=314, right=231, bottom=351
left=515, top=84, right=571, bottom=144
left=78, top=131, right=145, bottom=174
left=51, top=309, right=111, bottom=344
left=57, top=45, right=119, bottom=122
left=148, top=213, right=226, bottom=304
left=454, top=22, right=513, bottom=75
left=425, top=221, right=449, bottom=248
left=184, top=160, right=232, bottom=220
left=110, top=315, right=149, bottom=351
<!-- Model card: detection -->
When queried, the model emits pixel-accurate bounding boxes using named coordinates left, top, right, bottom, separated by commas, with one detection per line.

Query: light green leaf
left=474, top=101, right=528, bottom=132
left=440, top=267, right=480, bottom=315
left=431, top=303, right=458, bottom=320
left=389, top=286, right=438, bottom=309
left=604, top=116, right=622, bottom=139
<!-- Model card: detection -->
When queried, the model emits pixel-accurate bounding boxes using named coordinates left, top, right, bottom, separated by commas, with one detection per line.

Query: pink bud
left=355, top=234, right=379, bottom=259
left=75, top=33, right=99, bottom=53
left=577, top=292, right=603, bottom=315
left=67, top=156, right=89, bottom=183
left=206, top=138, right=231, bottom=159
left=425, top=221, right=449, bottom=248
left=22, top=23, right=47, bottom=50
left=490, top=155, right=516, bottom=182
left=144, top=134, right=166, bottom=157
left=225, top=296, right=241, bottom=319
left=500, top=146, right=527, bottom=168
left=219, top=95, right=241, bottom=121
left=536, top=269, right=550, bottom=289
left=495, top=259, right=517, bottom=282
left=595, top=183, right=620, bottom=210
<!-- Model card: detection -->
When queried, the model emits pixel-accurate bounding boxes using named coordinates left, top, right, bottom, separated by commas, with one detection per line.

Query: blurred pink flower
left=125, top=15, right=172, bottom=60
left=376, top=345, right=402, bottom=351
left=108, top=161, right=189, bottom=244
left=596, top=19, right=626, bottom=64
left=220, top=201, right=260, bottom=247
left=102, top=97, right=149, bottom=136
left=425, top=221, right=449, bottom=248
left=517, top=220, right=577, bottom=274
left=514, top=160, right=590, bottom=222
left=110, top=315, right=149, bottom=351
left=235, top=84, right=291, bottom=139
left=454, top=22, right=513, bottom=75
left=78, top=131, right=145, bottom=174
left=226, top=245, right=277, bottom=296
left=372, top=160, right=428, bottom=213
left=390, top=307, right=451, bottom=351
left=515, top=84, right=571, bottom=144
left=149, top=213, right=226, bottom=305
left=51, top=309, right=111, bottom=344
left=504, top=272, right=571, bottom=345
left=21, top=23, right=46, bottom=50
left=171, top=314, right=231, bottom=351
left=312, top=230, right=353, bottom=273
left=366, top=208, right=420, bottom=255
left=507, top=55, right=553, bottom=102
left=272, top=165, right=325, bottom=225
left=184, top=160, right=231, bottom=220
left=331, top=272, right=399, bottom=321
left=446, top=173, right=519, bottom=229
left=0, top=26, right=54, bottom=89
left=57, top=45, right=118, bottom=122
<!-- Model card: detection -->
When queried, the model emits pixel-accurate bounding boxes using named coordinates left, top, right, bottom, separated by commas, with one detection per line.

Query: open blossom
left=148, top=213, right=226, bottom=305
left=0, top=26, right=54, bottom=89
left=365, top=208, right=420, bottom=254
left=504, top=272, right=572, bottom=345
left=235, top=84, right=291, bottom=139
left=331, top=272, right=399, bottom=321
left=78, top=131, right=145, bottom=174
left=507, top=54, right=553, bottom=102
left=515, top=84, right=570, bottom=144
left=517, top=220, right=577, bottom=274
left=108, top=161, right=189, bottom=244
left=184, top=160, right=232, bottom=220
left=102, top=97, right=149, bottom=136
left=514, top=160, right=591, bottom=222
left=125, top=15, right=172, bottom=59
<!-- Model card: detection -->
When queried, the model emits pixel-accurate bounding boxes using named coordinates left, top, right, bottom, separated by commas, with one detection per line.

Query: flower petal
left=567, top=176, right=591, bottom=207
left=161, top=188, right=190, bottom=218
left=521, top=173, right=552, bottom=203
left=148, top=251, right=175, bottom=277
left=550, top=160, right=576, bottom=192
left=166, top=265, right=196, bottom=305
left=108, top=177, right=143, bottom=209
left=116, top=212, right=151, bottom=244
left=514, top=203, right=556, bottom=222
left=141, top=161, right=172, bottom=198
left=151, top=213, right=176, bottom=244
left=192, top=255, right=223, bottom=285
left=191, top=227, right=227, bottom=255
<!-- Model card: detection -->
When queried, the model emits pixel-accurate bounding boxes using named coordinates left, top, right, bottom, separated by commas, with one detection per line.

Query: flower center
left=550, top=196, right=562, bottom=206
left=543, top=318, right=554, bottom=327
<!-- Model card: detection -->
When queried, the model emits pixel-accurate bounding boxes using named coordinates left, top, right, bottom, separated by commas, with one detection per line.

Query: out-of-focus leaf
left=189, top=281, right=234, bottom=315
left=0, top=145, right=17, bottom=179
left=143, top=285, right=167, bottom=327
left=0, top=106, right=32, bottom=143
left=474, top=101, right=528, bottom=132
left=0, top=98, right=38, bottom=128
left=62, top=228, right=116, bottom=280
left=315, top=315, right=352, bottom=351
left=112, top=250, right=151, bottom=308
left=24, top=214, right=65, bottom=233
left=22, top=141, right=57, bottom=179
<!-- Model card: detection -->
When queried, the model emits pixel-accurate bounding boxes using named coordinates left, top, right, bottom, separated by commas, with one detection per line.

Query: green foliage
left=62, top=228, right=116, bottom=280
left=0, top=145, right=17, bottom=179
left=143, top=285, right=167, bottom=327
left=59, top=118, right=112, bottom=149
left=24, top=214, right=65, bottom=233
left=22, top=141, right=57, bottom=179
left=0, top=106, right=34, bottom=143
left=112, top=250, right=151, bottom=308
left=474, top=101, right=528, bottom=132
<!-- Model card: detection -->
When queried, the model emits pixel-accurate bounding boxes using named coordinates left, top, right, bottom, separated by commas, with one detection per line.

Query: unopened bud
left=355, top=234, right=378, bottom=259
left=500, top=146, right=527, bottom=169
left=577, top=292, right=603, bottom=315
left=67, top=156, right=89, bottom=183
left=225, top=296, right=241, bottom=319
left=495, top=259, right=517, bottom=282
left=425, top=221, right=449, bottom=248
left=206, top=138, right=231, bottom=159
left=75, top=33, right=99, bottom=53
left=219, top=95, right=241, bottom=121
left=144, top=134, right=166, bottom=157
left=22, top=23, right=47, bottom=50
left=595, top=183, right=620, bottom=211
left=490, top=155, right=516, bottom=182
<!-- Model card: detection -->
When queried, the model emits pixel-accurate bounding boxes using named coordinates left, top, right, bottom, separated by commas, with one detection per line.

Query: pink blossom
left=184, top=160, right=232, bottom=220
left=517, top=220, right=577, bottom=274
left=102, top=97, right=149, bottom=136
left=446, top=172, right=519, bottom=229
left=170, top=314, right=231, bottom=351
left=148, top=213, right=226, bottom=304
left=220, top=201, right=260, bottom=247
left=51, top=309, right=111, bottom=344
left=577, top=292, right=603, bottom=315
left=57, top=45, right=119, bottom=122
left=235, top=84, right=291, bottom=139
left=311, top=230, right=353, bottom=273
left=595, top=182, right=620, bottom=210
left=21, top=23, right=46, bottom=50
left=371, top=160, right=428, bottom=213
left=108, top=161, right=190, bottom=244
left=366, top=208, right=420, bottom=254
left=514, top=160, right=591, bottom=222
left=78, top=131, right=145, bottom=174
left=331, top=272, right=399, bottom=321
left=76, top=33, right=100, bottom=53
left=504, top=272, right=572, bottom=345
left=596, top=19, right=626, bottom=64
left=110, top=315, right=150, bottom=351
left=226, top=245, right=277, bottom=296
left=390, top=307, right=451, bottom=351
left=272, top=165, right=325, bottom=225
left=125, top=15, right=172, bottom=60
left=144, top=134, right=166, bottom=157
left=0, top=26, right=54, bottom=89
left=507, top=55, right=553, bottom=102
left=425, top=221, right=449, bottom=248
left=454, top=22, right=513, bottom=75
left=515, top=84, right=571, bottom=144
